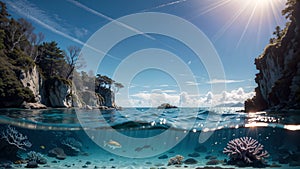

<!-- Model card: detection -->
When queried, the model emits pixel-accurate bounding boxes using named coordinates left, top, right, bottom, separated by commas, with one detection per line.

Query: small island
left=157, top=103, right=178, bottom=109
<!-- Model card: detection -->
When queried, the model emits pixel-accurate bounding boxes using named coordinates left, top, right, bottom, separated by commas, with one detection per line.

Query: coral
left=26, top=151, right=47, bottom=164
left=61, top=137, right=82, bottom=155
left=223, top=137, right=269, bottom=167
left=0, top=125, right=32, bottom=150
left=167, top=155, right=184, bottom=166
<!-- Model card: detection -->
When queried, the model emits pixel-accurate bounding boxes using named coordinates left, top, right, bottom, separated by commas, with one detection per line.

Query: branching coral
left=26, top=151, right=47, bottom=164
left=61, top=137, right=82, bottom=151
left=61, top=137, right=82, bottom=155
left=1, top=125, right=32, bottom=150
left=223, top=137, right=269, bottom=166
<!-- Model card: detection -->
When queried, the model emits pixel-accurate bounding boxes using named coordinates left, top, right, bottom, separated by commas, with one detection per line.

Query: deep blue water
left=0, top=108, right=299, bottom=168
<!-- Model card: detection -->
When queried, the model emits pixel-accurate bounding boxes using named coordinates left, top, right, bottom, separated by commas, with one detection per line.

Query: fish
left=135, top=147, right=143, bottom=152
left=104, top=140, right=122, bottom=150
left=40, top=145, right=45, bottom=149
left=143, top=145, right=151, bottom=149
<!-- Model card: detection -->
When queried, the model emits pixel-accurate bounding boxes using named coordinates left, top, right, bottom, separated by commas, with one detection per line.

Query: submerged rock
left=183, top=158, right=198, bottom=165
left=167, top=155, right=184, bottom=166
left=26, top=161, right=38, bottom=168
left=48, top=147, right=66, bottom=160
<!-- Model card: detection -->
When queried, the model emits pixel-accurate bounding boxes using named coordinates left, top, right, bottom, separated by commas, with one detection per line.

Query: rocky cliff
left=7, top=67, right=116, bottom=109
left=245, top=0, right=300, bottom=112
left=19, top=66, right=42, bottom=103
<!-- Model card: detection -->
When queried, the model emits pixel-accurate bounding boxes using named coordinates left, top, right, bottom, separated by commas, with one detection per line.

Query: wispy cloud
left=206, top=79, right=245, bottom=84
left=5, top=0, right=120, bottom=60
left=5, top=0, right=68, bottom=33
left=185, top=81, right=201, bottom=86
left=74, top=27, right=89, bottom=38
left=143, top=0, right=188, bottom=11
left=67, top=0, right=155, bottom=40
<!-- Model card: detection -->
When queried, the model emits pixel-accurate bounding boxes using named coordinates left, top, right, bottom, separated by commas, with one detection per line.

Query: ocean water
left=0, top=107, right=300, bottom=169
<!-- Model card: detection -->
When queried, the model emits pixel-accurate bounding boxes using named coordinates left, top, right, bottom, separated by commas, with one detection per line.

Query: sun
left=254, top=0, right=273, bottom=8
left=255, top=0, right=271, bottom=5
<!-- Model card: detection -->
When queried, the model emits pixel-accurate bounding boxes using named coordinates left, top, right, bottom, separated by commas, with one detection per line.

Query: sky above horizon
left=4, top=0, right=288, bottom=107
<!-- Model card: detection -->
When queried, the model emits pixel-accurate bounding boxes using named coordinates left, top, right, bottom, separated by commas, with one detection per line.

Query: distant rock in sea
left=157, top=103, right=178, bottom=109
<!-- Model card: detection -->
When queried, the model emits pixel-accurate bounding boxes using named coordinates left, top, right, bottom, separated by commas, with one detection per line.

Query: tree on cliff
left=114, top=82, right=124, bottom=93
left=64, top=45, right=86, bottom=80
left=282, top=0, right=298, bottom=20
left=37, top=41, right=65, bottom=78
left=96, top=74, right=114, bottom=89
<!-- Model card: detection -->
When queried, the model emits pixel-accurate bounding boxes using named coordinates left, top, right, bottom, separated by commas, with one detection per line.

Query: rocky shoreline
left=245, top=0, right=300, bottom=112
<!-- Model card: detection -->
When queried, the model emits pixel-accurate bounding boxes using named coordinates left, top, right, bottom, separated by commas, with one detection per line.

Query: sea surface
left=0, top=107, right=300, bottom=169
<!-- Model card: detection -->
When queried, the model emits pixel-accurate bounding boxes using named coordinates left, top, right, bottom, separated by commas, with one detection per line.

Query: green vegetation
left=0, top=1, right=123, bottom=108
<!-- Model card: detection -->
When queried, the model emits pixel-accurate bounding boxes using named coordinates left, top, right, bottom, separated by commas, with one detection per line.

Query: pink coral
left=1, top=125, right=32, bottom=150
left=223, top=137, right=269, bottom=164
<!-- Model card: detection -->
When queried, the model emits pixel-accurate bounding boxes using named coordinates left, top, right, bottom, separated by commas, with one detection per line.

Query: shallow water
left=0, top=108, right=299, bottom=168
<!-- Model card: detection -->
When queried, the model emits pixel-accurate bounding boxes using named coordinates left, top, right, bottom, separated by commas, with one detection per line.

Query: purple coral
left=1, top=125, right=32, bottom=150
left=223, top=137, right=269, bottom=166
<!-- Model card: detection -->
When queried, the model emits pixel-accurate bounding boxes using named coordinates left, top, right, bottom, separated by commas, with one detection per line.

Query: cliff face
left=97, top=87, right=115, bottom=107
left=19, top=66, right=42, bottom=103
left=41, top=78, right=73, bottom=107
left=6, top=67, right=116, bottom=109
left=245, top=1, right=300, bottom=112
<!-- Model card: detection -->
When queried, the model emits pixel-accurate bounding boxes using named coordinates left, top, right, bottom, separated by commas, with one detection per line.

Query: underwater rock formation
left=48, top=147, right=67, bottom=160
left=167, top=155, right=184, bottom=166
left=245, top=0, right=300, bottom=112
left=223, top=137, right=269, bottom=167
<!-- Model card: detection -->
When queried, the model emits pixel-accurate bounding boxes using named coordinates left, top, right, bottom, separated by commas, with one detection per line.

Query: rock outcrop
left=97, top=88, right=115, bottom=108
left=245, top=0, right=300, bottom=112
left=19, top=66, right=42, bottom=103
left=41, top=78, right=72, bottom=108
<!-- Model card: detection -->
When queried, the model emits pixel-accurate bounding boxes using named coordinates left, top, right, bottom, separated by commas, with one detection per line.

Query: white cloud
left=74, top=27, right=88, bottom=38
left=207, top=79, right=245, bottom=84
left=185, top=81, right=201, bottom=86
left=122, top=87, right=254, bottom=107
left=130, top=90, right=179, bottom=107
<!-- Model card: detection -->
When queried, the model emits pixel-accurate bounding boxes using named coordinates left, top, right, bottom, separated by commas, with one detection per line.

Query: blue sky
left=4, top=0, right=287, bottom=107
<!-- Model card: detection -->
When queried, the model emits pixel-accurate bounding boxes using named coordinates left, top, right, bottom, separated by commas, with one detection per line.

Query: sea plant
left=61, top=137, right=82, bottom=156
left=26, top=151, right=47, bottom=164
left=0, top=125, right=32, bottom=150
left=223, top=137, right=269, bottom=167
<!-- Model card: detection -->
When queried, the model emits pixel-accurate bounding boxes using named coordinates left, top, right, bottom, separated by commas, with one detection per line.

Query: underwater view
left=1, top=0, right=300, bottom=168
left=0, top=108, right=300, bottom=169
